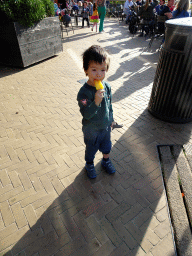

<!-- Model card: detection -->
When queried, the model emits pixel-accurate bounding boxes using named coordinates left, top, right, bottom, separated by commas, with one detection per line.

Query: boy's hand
left=111, top=121, right=116, bottom=129
left=95, top=89, right=104, bottom=106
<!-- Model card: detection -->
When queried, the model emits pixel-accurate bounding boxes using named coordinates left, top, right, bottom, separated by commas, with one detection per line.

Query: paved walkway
left=1, top=19, right=192, bottom=256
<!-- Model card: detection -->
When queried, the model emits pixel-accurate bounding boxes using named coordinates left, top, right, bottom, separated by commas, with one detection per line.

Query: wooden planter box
left=0, top=17, right=63, bottom=67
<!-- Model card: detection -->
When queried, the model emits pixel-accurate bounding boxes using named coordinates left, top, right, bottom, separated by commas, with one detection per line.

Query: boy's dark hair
left=83, top=45, right=110, bottom=73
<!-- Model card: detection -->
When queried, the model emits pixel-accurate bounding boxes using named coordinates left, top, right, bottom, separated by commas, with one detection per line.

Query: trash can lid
left=165, top=17, right=192, bottom=30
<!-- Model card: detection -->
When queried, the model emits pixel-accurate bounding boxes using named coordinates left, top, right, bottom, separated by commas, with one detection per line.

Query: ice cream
left=94, top=80, right=104, bottom=90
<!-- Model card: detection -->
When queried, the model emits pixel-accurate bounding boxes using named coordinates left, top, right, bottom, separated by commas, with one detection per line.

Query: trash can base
left=148, top=108, right=192, bottom=124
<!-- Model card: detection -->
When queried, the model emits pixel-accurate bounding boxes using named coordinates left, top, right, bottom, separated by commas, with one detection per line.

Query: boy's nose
left=97, top=71, right=102, bottom=78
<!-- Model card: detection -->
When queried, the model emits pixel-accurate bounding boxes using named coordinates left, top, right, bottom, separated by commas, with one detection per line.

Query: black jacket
left=138, top=0, right=158, bottom=19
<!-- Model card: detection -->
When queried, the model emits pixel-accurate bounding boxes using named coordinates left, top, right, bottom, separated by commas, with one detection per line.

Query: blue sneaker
left=85, top=163, right=97, bottom=179
left=101, top=159, right=116, bottom=174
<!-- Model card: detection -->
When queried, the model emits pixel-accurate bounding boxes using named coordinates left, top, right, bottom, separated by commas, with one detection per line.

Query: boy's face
left=86, top=61, right=107, bottom=86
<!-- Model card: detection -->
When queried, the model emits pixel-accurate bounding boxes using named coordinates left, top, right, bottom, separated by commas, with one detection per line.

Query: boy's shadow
left=4, top=108, right=191, bottom=256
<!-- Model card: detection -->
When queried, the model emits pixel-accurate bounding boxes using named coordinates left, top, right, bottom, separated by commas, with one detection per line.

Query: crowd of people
left=123, top=0, right=191, bottom=36
left=54, top=0, right=107, bottom=32
left=54, top=0, right=191, bottom=35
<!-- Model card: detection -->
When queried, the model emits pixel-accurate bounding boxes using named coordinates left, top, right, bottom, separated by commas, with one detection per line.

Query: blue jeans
left=83, top=126, right=112, bottom=163
left=124, top=8, right=131, bottom=21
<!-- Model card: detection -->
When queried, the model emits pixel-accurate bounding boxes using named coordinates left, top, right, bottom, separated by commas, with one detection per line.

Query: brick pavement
left=1, top=18, right=192, bottom=256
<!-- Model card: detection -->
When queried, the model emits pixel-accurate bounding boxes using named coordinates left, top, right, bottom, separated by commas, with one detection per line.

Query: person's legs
left=99, top=127, right=116, bottom=174
left=86, top=18, right=89, bottom=27
left=83, top=127, right=100, bottom=178
left=98, top=6, right=106, bottom=32
left=92, top=23, right=96, bottom=31
left=82, top=18, right=84, bottom=27
left=125, top=9, right=131, bottom=24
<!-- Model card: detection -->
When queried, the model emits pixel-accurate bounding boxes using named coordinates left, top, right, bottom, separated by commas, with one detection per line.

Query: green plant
left=0, top=0, right=54, bottom=27
left=42, top=0, right=55, bottom=17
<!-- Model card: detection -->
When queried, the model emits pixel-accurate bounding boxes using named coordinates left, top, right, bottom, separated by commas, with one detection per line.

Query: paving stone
left=0, top=201, right=15, bottom=226
left=0, top=225, right=29, bottom=253
left=0, top=186, right=24, bottom=203
left=106, top=201, right=131, bottom=223
left=133, top=207, right=154, bottom=228
left=94, top=199, right=118, bottom=220
left=121, top=202, right=143, bottom=224
left=91, top=240, right=115, bottom=256
left=54, top=235, right=86, bottom=256
left=112, top=219, right=138, bottom=249
left=69, top=237, right=101, bottom=256
left=86, top=215, right=108, bottom=245
left=11, top=202, right=27, bottom=228
left=150, top=233, right=176, bottom=256
left=47, top=208, right=67, bottom=236
left=73, top=212, right=95, bottom=242
left=37, top=231, right=71, bottom=256
left=0, top=223, right=18, bottom=241
left=0, top=170, right=11, bottom=186
left=11, top=228, right=44, bottom=255
left=60, top=211, right=81, bottom=239
left=99, top=217, right=122, bottom=247
left=154, top=216, right=173, bottom=238
left=0, top=184, right=13, bottom=196
left=109, top=241, right=133, bottom=256
left=24, top=230, right=58, bottom=256
left=23, top=204, right=37, bottom=228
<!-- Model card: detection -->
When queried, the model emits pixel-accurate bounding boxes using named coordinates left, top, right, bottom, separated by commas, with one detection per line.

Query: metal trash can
left=148, top=18, right=192, bottom=123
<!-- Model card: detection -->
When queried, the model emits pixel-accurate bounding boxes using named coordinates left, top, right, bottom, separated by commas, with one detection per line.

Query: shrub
left=0, top=0, right=54, bottom=27
left=42, top=0, right=55, bottom=17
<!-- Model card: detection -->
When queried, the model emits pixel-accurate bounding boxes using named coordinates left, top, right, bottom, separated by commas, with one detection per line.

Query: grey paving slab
left=1, top=18, right=191, bottom=255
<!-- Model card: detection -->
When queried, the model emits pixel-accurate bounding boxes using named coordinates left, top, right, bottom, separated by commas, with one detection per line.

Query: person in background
left=156, top=0, right=170, bottom=15
left=96, top=0, right=107, bottom=33
left=78, top=1, right=83, bottom=6
left=136, top=0, right=142, bottom=6
left=90, top=2, right=99, bottom=32
left=138, top=0, right=158, bottom=36
left=59, top=0, right=67, bottom=9
left=167, top=0, right=175, bottom=11
left=72, top=1, right=79, bottom=14
left=62, top=9, right=71, bottom=26
left=82, top=1, right=90, bottom=28
left=138, top=0, right=158, bottom=18
left=167, top=0, right=190, bottom=18
left=155, top=0, right=170, bottom=32
left=88, top=1, right=93, bottom=15
left=54, top=2, right=60, bottom=15
left=78, top=1, right=83, bottom=15
left=124, top=0, right=134, bottom=23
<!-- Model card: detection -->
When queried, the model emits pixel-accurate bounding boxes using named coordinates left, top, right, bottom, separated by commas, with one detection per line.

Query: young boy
left=77, top=45, right=116, bottom=179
